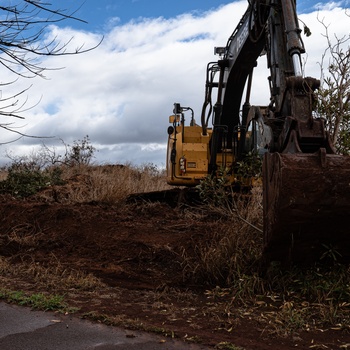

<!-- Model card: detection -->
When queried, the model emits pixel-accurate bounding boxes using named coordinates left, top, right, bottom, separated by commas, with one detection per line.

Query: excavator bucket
left=263, top=150, right=350, bottom=265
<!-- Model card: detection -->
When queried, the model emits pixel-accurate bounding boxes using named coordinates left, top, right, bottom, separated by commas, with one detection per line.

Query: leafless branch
left=0, top=1, right=102, bottom=138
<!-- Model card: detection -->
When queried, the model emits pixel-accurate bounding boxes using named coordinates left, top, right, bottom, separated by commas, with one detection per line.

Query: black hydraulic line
left=201, top=62, right=219, bottom=136
left=237, top=68, right=254, bottom=160
left=208, top=60, right=227, bottom=174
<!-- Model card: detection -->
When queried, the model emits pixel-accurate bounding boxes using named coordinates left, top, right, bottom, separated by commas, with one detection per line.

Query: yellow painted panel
left=183, top=143, right=208, bottom=152
left=183, top=126, right=211, bottom=143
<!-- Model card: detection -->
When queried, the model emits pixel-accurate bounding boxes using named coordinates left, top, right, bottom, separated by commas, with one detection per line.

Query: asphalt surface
left=0, top=302, right=211, bottom=350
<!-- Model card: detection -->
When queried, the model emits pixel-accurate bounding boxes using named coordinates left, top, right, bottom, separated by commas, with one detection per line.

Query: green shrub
left=0, top=164, right=65, bottom=198
left=196, top=168, right=230, bottom=206
left=235, top=151, right=262, bottom=179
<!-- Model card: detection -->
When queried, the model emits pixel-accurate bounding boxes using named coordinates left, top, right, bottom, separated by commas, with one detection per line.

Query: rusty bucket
left=263, top=150, right=350, bottom=265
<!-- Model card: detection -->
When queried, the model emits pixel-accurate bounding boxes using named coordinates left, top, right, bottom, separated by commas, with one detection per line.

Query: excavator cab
left=166, top=102, right=263, bottom=187
left=166, top=104, right=213, bottom=186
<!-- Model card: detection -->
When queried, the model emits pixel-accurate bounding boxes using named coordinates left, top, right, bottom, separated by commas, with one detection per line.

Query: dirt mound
left=0, top=195, right=349, bottom=349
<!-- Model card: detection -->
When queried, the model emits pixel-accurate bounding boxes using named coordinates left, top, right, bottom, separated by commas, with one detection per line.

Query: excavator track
left=263, top=150, right=350, bottom=265
left=127, top=188, right=201, bottom=207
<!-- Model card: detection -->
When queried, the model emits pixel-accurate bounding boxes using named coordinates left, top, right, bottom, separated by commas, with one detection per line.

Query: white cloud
left=0, top=1, right=349, bottom=167
left=312, top=1, right=346, bottom=10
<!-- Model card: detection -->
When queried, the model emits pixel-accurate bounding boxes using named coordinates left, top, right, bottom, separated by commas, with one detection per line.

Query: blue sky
left=0, top=1, right=349, bottom=166
left=60, top=0, right=238, bottom=29
left=53, top=0, right=346, bottom=30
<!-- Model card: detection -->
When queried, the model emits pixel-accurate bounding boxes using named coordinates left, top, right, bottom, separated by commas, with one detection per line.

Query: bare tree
left=315, top=13, right=350, bottom=154
left=0, top=1, right=101, bottom=139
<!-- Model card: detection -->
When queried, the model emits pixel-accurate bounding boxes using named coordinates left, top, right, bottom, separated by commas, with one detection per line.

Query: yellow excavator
left=165, top=0, right=350, bottom=264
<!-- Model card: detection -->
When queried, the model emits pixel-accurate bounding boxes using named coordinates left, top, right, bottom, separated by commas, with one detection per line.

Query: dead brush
left=5, top=222, right=45, bottom=247
left=25, top=257, right=105, bottom=291
left=1, top=254, right=105, bottom=292
left=180, top=185, right=264, bottom=297
left=36, top=163, right=171, bottom=204
left=0, top=256, right=12, bottom=274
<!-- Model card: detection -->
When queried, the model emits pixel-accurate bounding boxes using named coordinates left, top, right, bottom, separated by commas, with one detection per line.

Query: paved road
left=0, top=302, right=211, bottom=350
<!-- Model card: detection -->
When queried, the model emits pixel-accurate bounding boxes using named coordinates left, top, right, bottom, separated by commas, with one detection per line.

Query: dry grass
left=0, top=255, right=104, bottom=291
left=5, top=222, right=45, bottom=246
left=181, top=186, right=264, bottom=289
left=0, top=169, right=7, bottom=181
left=34, top=163, right=172, bottom=204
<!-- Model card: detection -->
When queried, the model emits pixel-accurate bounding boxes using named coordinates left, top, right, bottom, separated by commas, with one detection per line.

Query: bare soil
left=0, top=194, right=349, bottom=349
